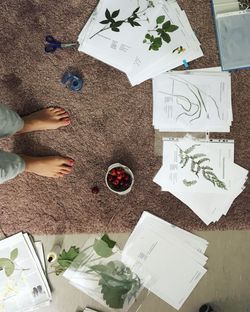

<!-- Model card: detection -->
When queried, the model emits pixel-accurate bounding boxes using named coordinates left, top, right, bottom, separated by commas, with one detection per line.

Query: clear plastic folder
left=212, top=0, right=250, bottom=70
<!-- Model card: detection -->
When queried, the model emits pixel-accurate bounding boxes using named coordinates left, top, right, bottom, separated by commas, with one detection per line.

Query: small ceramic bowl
left=105, top=163, right=134, bottom=195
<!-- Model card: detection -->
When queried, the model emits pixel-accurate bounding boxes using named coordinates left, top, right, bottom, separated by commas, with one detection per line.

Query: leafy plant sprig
left=90, top=6, right=147, bottom=39
left=143, top=15, right=178, bottom=51
left=177, top=144, right=227, bottom=190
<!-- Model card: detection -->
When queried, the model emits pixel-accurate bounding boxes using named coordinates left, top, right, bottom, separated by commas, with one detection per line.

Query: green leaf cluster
left=55, top=246, right=80, bottom=275
left=93, top=234, right=116, bottom=258
left=143, top=16, right=178, bottom=51
left=0, top=248, right=18, bottom=277
left=90, top=261, right=141, bottom=309
left=178, top=145, right=227, bottom=190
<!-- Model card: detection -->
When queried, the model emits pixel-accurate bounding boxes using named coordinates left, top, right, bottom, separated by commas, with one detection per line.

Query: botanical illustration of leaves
left=105, top=9, right=111, bottom=20
left=111, top=27, right=120, bottom=32
left=111, top=21, right=123, bottom=28
left=5, top=262, right=15, bottom=277
left=181, top=157, right=188, bottom=168
left=132, top=21, right=141, bottom=26
left=197, top=158, right=210, bottom=165
left=183, top=179, right=197, bottom=187
left=161, top=32, right=171, bottom=43
left=191, top=161, right=197, bottom=172
left=133, top=7, right=140, bottom=14
left=167, top=25, right=179, bottom=32
left=100, top=20, right=110, bottom=24
left=184, top=144, right=200, bottom=154
left=162, top=21, right=171, bottom=31
left=156, top=15, right=165, bottom=24
left=111, top=10, right=120, bottom=18
left=10, top=248, right=18, bottom=261
left=192, top=153, right=206, bottom=159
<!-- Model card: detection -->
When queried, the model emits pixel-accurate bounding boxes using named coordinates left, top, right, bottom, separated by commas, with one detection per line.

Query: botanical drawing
left=0, top=248, right=19, bottom=277
left=90, top=1, right=179, bottom=51
left=161, top=77, right=221, bottom=123
left=177, top=144, right=227, bottom=189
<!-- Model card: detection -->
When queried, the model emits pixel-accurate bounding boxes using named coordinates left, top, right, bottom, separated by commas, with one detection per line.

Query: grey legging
left=0, top=103, right=25, bottom=183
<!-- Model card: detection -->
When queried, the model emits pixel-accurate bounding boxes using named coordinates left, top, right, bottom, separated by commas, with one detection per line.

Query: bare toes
left=57, top=112, right=69, bottom=119
left=59, top=118, right=71, bottom=126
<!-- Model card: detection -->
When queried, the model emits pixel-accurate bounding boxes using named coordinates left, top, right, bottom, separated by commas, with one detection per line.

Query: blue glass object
left=61, top=73, right=84, bottom=92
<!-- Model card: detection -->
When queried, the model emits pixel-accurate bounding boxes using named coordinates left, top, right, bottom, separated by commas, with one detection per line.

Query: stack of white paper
left=78, top=0, right=203, bottom=86
left=154, top=137, right=249, bottom=224
left=153, top=67, right=232, bottom=132
left=0, top=233, right=51, bottom=312
left=122, top=211, right=209, bottom=310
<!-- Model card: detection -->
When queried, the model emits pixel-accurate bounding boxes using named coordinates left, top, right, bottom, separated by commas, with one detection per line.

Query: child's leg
left=0, top=150, right=25, bottom=184
left=0, top=103, right=24, bottom=138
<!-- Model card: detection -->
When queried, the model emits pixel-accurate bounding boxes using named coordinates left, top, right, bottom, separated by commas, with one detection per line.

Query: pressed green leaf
left=5, top=262, right=15, bottom=277
left=150, top=35, right=154, bottom=42
left=105, top=9, right=111, bottom=20
left=197, top=158, right=210, bottom=165
left=111, top=20, right=123, bottom=28
left=154, top=37, right=162, bottom=45
left=192, top=153, right=206, bottom=159
left=58, top=246, right=80, bottom=262
left=183, top=179, right=197, bottom=187
left=100, top=20, right=110, bottom=24
left=133, top=21, right=141, bottom=26
left=143, top=39, right=147, bottom=43
left=133, top=7, right=140, bottom=14
left=93, top=239, right=113, bottom=257
left=167, top=24, right=179, bottom=32
left=101, top=234, right=116, bottom=249
left=161, top=32, right=171, bottom=43
left=162, top=21, right=171, bottom=31
left=111, top=27, right=120, bottom=32
left=57, top=259, right=73, bottom=268
left=184, top=144, right=200, bottom=154
left=111, top=9, right=120, bottom=18
left=156, top=15, right=165, bottom=24
left=10, top=248, right=18, bottom=261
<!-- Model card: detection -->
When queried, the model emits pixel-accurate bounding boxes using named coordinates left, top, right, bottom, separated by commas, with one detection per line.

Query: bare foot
left=21, top=155, right=74, bottom=178
left=19, top=107, right=71, bottom=133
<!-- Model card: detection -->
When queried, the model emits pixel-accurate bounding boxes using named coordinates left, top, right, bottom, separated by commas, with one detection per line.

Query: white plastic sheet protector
left=153, top=137, right=249, bottom=224
left=0, top=233, right=51, bottom=312
left=212, top=0, right=250, bottom=70
left=78, top=0, right=203, bottom=85
left=122, top=212, right=208, bottom=310
left=63, top=236, right=150, bottom=312
left=153, top=68, right=232, bottom=132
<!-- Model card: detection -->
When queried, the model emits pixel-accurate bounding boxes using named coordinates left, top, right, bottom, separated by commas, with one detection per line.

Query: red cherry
left=117, top=174, right=123, bottom=180
left=110, top=169, right=117, bottom=176
left=124, top=175, right=130, bottom=181
left=91, top=186, right=99, bottom=194
left=113, top=179, right=119, bottom=186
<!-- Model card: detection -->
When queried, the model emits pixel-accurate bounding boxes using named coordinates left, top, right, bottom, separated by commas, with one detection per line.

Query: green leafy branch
left=0, top=248, right=21, bottom=277
left=177, top=144, right=227, bottom=190
left=90, top=6, right=149, bottom=39
left=88, top=261, right=141, bottom=309
left=143, top=15, right=178, bottom=51
left=53, top=234, right=117, bottom=275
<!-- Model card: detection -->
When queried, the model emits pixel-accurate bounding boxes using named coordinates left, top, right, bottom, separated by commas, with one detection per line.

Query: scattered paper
left=78, top=0, right=203, bottom=86
left=0, top=233, right=51, bottom=312
left=153, top=67, right=232, bottom=132
left=122, top=211, right=208, bottom=310
left=154, top=137, right=248, bottom=224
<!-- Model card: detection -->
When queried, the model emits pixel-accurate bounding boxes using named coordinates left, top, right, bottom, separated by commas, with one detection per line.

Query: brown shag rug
left=0, top=0, right=249, bottom=235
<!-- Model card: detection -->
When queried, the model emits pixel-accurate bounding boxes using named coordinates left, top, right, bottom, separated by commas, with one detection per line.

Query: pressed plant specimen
left=143, top=15, right=179, bottom=50
left=177, top=144, right=227, bottom=189
left=89, top=2, right=154, bottom=40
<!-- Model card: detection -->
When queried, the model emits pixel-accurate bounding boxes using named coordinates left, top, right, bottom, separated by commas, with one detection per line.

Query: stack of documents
left=122, top=211, right=208, bottom=310
left=78, top=0, right=203, bottom=86
left=152, top=67, right=232, bottom=132
left=0, top=233, right=51, bottom=312
left=154, top=137, right=249, bottom=224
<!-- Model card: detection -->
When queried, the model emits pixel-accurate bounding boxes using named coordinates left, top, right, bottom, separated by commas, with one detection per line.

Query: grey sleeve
left=0, top=103, right=24, bottom=138
left=0, top=150, right=25, bottom=184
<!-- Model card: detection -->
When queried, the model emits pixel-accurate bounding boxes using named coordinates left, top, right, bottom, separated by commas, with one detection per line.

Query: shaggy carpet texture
left=0, top=0, right=249, bottom=235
